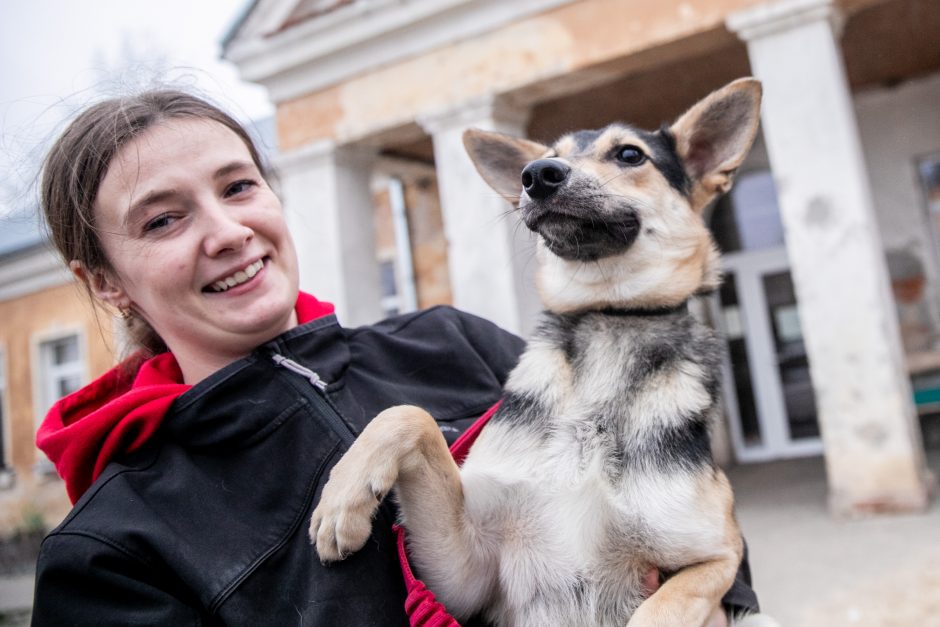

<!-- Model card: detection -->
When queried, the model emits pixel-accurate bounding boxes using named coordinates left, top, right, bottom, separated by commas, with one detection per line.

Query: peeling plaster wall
left=275, top=0, right=772, bottom=150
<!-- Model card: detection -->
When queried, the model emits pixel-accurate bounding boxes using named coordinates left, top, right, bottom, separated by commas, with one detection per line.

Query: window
left=918, top=151, right=940, bottom=268
left=40, top=335, right=83, bottom=410
left=710, top=171, right=786, bottom=254
left=36, top=334, right=85, bottom=472
left=380, top=260, right=400, bottom=317
left=919, top=152, right=940, bottom=215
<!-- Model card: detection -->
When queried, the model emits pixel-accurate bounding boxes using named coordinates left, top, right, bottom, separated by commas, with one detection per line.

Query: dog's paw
left=309, top=498, right=375, bottom=563
left=309, top=453, right=398, bottom=563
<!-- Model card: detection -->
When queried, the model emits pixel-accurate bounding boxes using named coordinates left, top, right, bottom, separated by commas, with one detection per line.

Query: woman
left=32, top=90, right=757, bottom=625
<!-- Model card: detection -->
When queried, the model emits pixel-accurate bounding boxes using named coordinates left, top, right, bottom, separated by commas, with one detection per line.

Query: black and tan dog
left=311, top=78, right=771, bottom=626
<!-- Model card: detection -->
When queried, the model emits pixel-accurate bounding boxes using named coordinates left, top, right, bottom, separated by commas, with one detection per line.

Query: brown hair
left=40, top=89, right=269, bottom=360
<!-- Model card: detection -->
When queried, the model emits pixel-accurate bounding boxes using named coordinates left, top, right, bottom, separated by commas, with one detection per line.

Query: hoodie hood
left=37, top=292, right=335, bottom=504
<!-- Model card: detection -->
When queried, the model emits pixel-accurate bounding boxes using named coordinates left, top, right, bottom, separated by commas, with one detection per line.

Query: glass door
left=713, top=247, right=823, bottom=462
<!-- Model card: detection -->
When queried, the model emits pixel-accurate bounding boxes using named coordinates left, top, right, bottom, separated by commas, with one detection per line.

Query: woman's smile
left=205, top=257, right=267, bottom=293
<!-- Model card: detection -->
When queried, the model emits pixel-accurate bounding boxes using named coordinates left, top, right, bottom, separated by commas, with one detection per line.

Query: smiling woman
left=78, top=117, right=299, bottom=384
left=40, top=92, right=282, bottom=369
left=30, top=88, right=528, bottom=626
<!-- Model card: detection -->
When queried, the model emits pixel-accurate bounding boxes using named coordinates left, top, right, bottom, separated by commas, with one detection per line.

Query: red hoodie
left=36, top=292, right=335, bottom=504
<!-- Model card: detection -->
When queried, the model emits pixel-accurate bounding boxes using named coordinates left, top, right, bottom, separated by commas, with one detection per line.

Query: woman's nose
left=202, top=203, right=253, bottom=256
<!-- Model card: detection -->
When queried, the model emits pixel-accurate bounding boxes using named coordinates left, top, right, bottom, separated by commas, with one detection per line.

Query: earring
left=118, top=307, right=131, bottom=320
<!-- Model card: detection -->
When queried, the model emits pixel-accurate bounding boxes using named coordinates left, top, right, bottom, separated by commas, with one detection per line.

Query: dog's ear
left=670, top=78, right=762, bottom=212
left=463, top=128, right=548, bottom=204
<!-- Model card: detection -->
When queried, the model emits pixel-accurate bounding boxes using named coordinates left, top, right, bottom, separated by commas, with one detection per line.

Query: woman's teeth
left=210, top=259, right=264, bottom=293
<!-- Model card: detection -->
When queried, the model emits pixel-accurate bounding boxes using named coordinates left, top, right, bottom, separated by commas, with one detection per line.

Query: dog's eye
left=615, top=145, right=646, bottom=166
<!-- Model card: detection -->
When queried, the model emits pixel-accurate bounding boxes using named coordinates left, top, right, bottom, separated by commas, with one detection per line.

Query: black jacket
left=32, top=307, right=757, bottom=625
left=33, top=308, right=524, bottom=625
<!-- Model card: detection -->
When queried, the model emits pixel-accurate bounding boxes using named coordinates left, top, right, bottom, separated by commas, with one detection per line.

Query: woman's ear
left=69, top=260, right=130, bottom=310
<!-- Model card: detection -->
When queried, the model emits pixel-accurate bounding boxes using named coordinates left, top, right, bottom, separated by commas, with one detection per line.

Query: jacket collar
left=164, top=314, right=350, bottom=449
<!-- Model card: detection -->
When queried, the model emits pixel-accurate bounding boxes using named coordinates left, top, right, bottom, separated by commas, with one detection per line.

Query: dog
left=311, top=78, right=767, bottom=626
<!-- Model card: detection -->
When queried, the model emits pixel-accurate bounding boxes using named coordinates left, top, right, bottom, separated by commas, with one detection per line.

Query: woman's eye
left=144, top=213, right=175, bottom=232
left=225, top=179, right=257, bottom=197
left=615, top=145, right=646, bottom=166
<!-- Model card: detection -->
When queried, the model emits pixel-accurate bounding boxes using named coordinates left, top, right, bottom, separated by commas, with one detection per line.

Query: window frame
left=30, top=327, right=88, bottom=474
left=916, top=150, right=940, bottom=282
left=0, top=345, right=9, bottom=471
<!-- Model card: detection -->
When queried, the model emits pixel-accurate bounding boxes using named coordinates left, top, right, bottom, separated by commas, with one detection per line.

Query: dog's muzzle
left=520, top=159, right=641, bottom=261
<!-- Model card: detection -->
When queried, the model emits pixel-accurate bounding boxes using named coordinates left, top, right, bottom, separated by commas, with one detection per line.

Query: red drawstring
left=395, top=401, right=502, bottom=627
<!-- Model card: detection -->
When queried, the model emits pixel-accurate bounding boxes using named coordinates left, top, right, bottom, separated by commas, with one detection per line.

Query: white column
left=728, top=0, right=932, bottom=515
left=419, top=97, right=540, bottom=336
left=275, top=141, right=383, bottom=327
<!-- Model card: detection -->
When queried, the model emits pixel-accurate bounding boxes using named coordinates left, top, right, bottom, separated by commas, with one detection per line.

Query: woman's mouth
left=206, top=259, right=265, bottom=293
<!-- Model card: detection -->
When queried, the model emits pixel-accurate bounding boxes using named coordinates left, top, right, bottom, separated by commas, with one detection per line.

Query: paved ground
left=2, top=447, right=939, bottom=625
left=0, top=574, right=30, bottom=627
left=728, top=447, right=940, bottom=627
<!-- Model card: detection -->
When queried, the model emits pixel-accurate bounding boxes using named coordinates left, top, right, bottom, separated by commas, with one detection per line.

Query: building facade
left=225, top=0, right=939, bottom=515
left=0, top=229, right=116, bottom=533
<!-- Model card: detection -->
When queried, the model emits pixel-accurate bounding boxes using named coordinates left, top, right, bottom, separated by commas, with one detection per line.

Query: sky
left=0, top=0, right=274, bottom=218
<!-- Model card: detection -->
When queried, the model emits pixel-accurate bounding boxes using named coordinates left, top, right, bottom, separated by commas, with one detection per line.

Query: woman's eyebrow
left=124, top=189, right=181, bottom=228
left=213, top=160, right=256, bottom=180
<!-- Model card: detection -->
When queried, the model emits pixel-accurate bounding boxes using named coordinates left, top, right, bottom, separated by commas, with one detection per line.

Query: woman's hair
left=40, top=89, right=270, bottom=361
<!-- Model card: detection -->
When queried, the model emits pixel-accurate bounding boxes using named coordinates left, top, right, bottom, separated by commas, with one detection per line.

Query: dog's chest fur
left=459, top=308, right=727, bottom=625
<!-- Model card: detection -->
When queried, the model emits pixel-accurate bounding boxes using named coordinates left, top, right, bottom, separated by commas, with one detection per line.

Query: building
left=224, top=0, right=939, bottom=515
left=0, top=209, right=118, bottom=532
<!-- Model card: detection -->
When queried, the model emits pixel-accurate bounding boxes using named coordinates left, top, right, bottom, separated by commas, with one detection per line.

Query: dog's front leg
left=627, top=472, right=744, bottom=627
left=311, top=405, right=494, bottom=617
left=311, top=405, right=462, bottom=561
left=626, top=548, right=741, bottom=627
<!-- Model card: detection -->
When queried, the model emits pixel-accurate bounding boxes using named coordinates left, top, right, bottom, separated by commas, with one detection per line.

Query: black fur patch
left=534, top=312, right=582, bottom=364
left=638, top=415, right=713, bottom=471
left=639, top=125, right=691, bottom=196
left=568, top=129, right=604, bottom=152
left=634, top=341, right=680, bottom=377
left=491, top=389, right=550, bottom=433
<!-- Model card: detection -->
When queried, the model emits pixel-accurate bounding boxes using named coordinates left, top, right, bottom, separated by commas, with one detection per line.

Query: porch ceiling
left=842, top=0, right=940, bottom=90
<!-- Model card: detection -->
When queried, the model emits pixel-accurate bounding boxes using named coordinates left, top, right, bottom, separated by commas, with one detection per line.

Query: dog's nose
left=522, top=159, right=570, bottom=200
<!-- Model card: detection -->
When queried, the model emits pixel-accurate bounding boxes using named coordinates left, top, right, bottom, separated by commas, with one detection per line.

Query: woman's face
left=90, top=118, right=300, bottom=382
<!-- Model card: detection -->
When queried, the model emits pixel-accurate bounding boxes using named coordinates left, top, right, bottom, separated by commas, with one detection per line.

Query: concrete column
left=275, top=141, right=383, bottom=327
left=728, top=0, right=932, bottom=515
left=419, top=97, right=540, bottom=337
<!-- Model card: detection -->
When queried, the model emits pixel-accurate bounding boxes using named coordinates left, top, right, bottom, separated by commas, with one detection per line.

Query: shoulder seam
left=52, top=446, right=163, bottom=533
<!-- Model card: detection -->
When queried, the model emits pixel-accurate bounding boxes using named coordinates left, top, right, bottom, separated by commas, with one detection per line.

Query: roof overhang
left=224, top=0, right=576, bottom=103
left=0, top=243, right=72, bottom=301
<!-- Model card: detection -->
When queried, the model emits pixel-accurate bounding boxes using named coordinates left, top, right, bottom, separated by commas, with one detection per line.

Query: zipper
left=209, top=354, right=355, bottom=613
left=271, top=353, right=355, bottom=446
left=271, top=354, right=327, bottom=391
